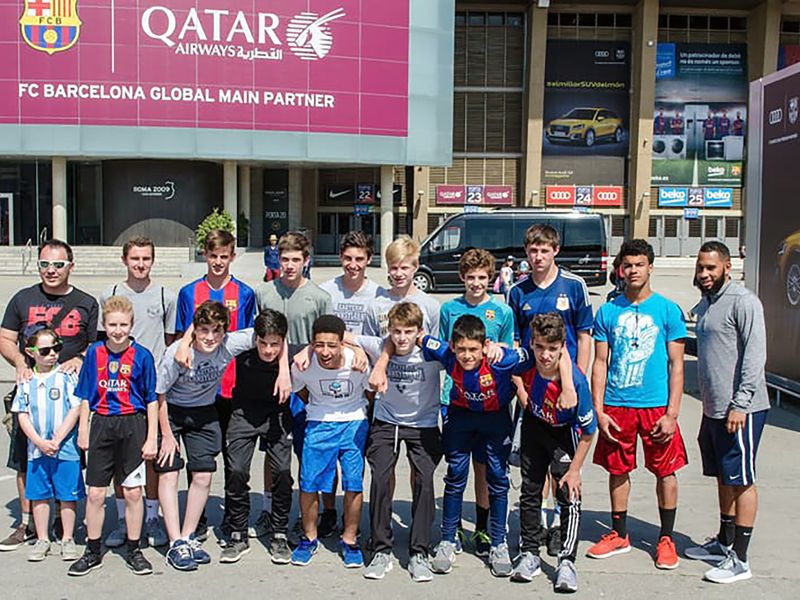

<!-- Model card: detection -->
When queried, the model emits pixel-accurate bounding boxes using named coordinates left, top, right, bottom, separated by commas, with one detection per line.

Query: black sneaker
left=194, top=515, right=209, bottom=542
left=219, top=532, right=250, bottom=564
left=270, top=534, right=291, bottom=565
left=317, top=510, right=338, bottom=539
left=126, top=548, right=153, bottom=575
left=547, top=526, right=562, bottom=557
left=68, top=549, right=103, bottom=576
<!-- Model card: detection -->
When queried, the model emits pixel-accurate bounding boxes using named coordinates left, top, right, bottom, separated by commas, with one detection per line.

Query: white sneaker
left=430, top=541, right=457, bottom=574
left=704, top=553, right=752, bottom=584
left=104, top=519, right=127, bottom=548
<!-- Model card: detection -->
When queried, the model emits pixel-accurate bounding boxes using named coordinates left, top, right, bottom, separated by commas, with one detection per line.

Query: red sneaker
left=586, top=531, right=631, bottom=559
left=655, top=536, right=679, bottom=570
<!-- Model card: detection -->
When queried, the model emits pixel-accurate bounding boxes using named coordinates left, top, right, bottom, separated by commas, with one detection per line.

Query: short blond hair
left=103, top=296, right=134, bottom=324
left=385, top=235, right=419, bottom=267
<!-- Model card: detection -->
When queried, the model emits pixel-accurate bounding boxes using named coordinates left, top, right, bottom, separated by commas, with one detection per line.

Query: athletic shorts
left=86, top=413, right=148, bottom=488
left=6, top=413, right=28, bottom=473
left=26, top=456, right=85, bottom=502
left=698, top=410, right=768, bottom=486
left=300, top=420, right=368, bottom=494
left=593, top=405, right=688, bottom=477
left=153, top=403, right=221, bottom=474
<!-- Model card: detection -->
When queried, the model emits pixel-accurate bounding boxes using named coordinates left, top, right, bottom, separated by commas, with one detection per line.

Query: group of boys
left=0, top=225, right=768, bottom=590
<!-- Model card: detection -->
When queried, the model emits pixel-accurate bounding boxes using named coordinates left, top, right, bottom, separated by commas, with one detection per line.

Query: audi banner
left=546, top=185, right=622, bottom=207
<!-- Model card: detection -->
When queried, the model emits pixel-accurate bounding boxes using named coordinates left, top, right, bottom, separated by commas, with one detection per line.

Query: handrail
left=21, top=238, right=33, bottom=274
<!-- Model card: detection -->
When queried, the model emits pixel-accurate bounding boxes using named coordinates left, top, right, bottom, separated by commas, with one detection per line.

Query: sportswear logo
left=328, top=189, right=350, bottom=199
left=559, top=454, right=572, bottom=463
left=522, top=303, right=531, bottom=311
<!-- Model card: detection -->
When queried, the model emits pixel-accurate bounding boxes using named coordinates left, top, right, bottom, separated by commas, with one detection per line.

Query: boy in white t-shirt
left=290, top=315, right=373, bottom=569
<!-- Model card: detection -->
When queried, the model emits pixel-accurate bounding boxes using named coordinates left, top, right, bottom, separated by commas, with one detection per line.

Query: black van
left=414, top=209, right=607, bottom=292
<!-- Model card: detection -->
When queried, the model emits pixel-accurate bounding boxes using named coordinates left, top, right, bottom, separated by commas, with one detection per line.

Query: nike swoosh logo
left=329, top=189, right=351, bottom=199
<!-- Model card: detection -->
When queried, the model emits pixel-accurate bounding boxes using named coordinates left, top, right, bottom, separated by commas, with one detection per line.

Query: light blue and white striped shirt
left=11, top=370, right=81, bottom=461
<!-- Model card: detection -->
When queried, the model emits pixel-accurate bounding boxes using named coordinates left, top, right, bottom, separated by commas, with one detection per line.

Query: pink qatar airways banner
left=0, top=0, right=410, bottom=136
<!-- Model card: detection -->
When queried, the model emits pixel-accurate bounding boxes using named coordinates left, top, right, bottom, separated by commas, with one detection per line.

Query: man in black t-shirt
left=0, top=239, right=98, bottom=551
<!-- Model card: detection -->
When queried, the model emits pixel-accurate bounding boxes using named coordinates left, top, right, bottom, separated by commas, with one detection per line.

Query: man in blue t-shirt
left=587, top=239, right=688, bottom=571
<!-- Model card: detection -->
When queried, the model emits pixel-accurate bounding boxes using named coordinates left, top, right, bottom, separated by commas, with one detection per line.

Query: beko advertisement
left=652, top=43, right=747, bottom=187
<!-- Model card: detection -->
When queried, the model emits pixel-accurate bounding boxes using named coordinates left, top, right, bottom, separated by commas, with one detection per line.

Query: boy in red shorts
left=586, top=239, right=688, bottom=570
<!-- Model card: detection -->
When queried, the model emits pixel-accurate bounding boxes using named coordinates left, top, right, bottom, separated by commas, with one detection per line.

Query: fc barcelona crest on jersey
left=225, top=299, right=238, bottom=311
left=120, top=363, right=131, bottom=376
left=479, top=373, right=493, bottom=388
left=20, top=0, right=82, bottom=55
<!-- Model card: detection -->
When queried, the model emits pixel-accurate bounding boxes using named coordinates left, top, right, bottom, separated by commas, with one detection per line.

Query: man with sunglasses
left=0, top=239, right=98, bottom=551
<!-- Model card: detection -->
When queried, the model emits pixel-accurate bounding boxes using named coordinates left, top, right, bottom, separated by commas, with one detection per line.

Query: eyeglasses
left=28, top=343, right=63, bottom=356
left=37, top=260, right=71, bottom=271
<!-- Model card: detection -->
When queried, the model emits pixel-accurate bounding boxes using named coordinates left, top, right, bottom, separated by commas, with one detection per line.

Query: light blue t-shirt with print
left=593, top=292, right=687, bottom=409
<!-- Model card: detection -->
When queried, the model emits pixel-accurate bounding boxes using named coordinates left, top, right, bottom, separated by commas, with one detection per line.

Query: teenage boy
left=289, top=315, right=372, bottom=569
left=358, top=302, right=443, bottom=582
left=70, top=296, right=158, bottom=577
left=0, top=239, right=98, bottom=550
left=155, top=301, right=256, bottom=571
left=511, top=313, right=596, bottom=593
left=220, top=309, right=293, bottom=565
left=587, top=239, right=688, bottom=570
left=99, top=236, right=177, bottom=549
left=687, top=242, right=770, bottom=584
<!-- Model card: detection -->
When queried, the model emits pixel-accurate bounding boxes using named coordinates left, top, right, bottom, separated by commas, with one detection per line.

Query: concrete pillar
left=749, top=0, right=782, bottom=81
left=412, top=166, right=430, bottom=242
left=628, top=0, right=660, bottom=239
left=380, top=165, right=394, bottom=266
left=522, top=5, right=548, bottom=207
left=52, top=157, right=67, bottom=241
left=287, top=168, right=302, bottom=231
left=223, top=160, right=238, bottom=241
left=238, top=165, right=251, bottom=246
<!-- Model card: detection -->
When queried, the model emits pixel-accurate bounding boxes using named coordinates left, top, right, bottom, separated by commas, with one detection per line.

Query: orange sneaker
left=655, top=536, right=679, bottom=570
left=586, top=531, right=631, bottom=559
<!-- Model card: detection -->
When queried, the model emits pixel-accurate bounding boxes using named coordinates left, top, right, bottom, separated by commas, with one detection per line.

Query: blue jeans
left=441, top=407, right=513, bottom=546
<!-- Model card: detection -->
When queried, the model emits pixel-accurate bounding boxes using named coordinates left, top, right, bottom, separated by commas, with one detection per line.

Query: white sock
left=116, top=498, right=126, bottom=522
left=262, top=492, right=273, bottom=513
left=145, top=499, right=160, bottom=521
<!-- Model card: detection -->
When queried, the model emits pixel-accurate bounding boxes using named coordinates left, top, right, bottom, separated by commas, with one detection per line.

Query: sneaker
left=547, top=526, right=562, bottom=557
left=510, top=551, right=541, bottom=582
left=104, top=519, right=127, bottom=549
left=408, top=552, right=433, bottom=583
left=291, top=537, right=319, bottom=566
left=471, top=529, right=491, bottom=557
left=126, top=547, right=153, bottom=575
left=166, top=539, right=197, bottom=572
left=318, top=510, right=338, bottom=539
left=194, top=515, right=209, bottom=542
left=586, top=531, right=631, bottom=559
left=68, top=549, right=103, bottom=576
left=489, top=543, right=513, bottom=577
left=188, top=534, right=211, bottom=564
left=685, top=537, right=732, bottom=562
left=454, top=527, right=466, bottom=554
left=249, top=511, right=272, bottom=538
left=554, top=558, right=578, bottom=593
left=270, top=533, right=292, bottom=565
left=144, top=518, right=168, bottom=548
left=216, top=522, right=233, bottom=548
left=0, top=522, right=35, bottom=551
left=219, top=532, right=251, bottom=564
left=655, top=536, right=679, bottom=570
left=340, top=539, right=364, bottom=568
left=27, top=539, right=50, bottom=562
left=704, top=553, right=752, bottom=584
left=363, top=551, right=392, bottom=579
left=60, top=537, right=79, bottom=561
left=430, top=540, right=457, bottom=574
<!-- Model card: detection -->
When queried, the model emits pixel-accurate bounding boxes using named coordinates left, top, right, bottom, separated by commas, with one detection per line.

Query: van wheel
left=584, top=129, right=595, bottom=147
left=413, top=272, right=433, bottom=293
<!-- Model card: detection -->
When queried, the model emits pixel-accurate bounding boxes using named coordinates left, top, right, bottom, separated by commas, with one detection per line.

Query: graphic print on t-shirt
left=610, top=311, right=659, bottom=389
left=27, top=305, right=82, bottom=339
left=388, top=361, right=426, bottom=394
left=319, top=379, right=354, bottom=399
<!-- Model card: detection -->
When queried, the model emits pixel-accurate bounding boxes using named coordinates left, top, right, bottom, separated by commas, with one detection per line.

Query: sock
left=475, top=505, right=489, bottom=533
left=611, top=511, right=627, bottom=538
left=116, top=498, right=126, bottom=521
left=262, top=492, right=273, bottom=514
left=23, top=511, right=32, bottom=528
left=145, top=499, right=159, bottom=521
left=658, top=507, right=676, bottom=539
left=88, top=537, right=102, bottom=555
left=127, top=538, right=140, bottom=554
left=540, top=508, right=549, bottom=527
left=733, top=525, right=752, bottom=563
left=718, top=514, right=735, bottom=547
left=551, top=504, right=561, bottom=529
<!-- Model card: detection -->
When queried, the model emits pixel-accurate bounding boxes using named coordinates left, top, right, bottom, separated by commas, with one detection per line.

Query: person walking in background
left=264, top=234, right=281, bottom=283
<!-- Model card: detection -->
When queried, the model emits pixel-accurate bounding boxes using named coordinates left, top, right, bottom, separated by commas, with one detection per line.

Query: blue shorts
left=698, top=410, right=768, bottom=486
left=26, top=456, right=85, bottom=502
left=300, top=420, right=368, bottom=493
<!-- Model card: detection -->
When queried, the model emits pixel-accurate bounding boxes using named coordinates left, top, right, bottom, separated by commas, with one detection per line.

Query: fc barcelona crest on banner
left=20, top=0, right=82, bottom=55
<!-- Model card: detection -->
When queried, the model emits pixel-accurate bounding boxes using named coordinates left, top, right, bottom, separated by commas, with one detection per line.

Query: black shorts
left=85, top=413, right=147, bottom=488
left=6, top=412, right=28, bottom=473
left=153, top=404, right=221, bottom=474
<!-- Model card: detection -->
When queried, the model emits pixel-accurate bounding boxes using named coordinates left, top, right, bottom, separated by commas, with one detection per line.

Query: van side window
left=563, top=218, right=602, bottom=250
left=431, top=224, right=463, bottom=252
left=466, top=218, right=513, bottom=250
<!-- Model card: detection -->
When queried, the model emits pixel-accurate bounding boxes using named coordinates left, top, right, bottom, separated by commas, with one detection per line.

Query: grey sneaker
left=144, top=518, right=168, bottom=548
left=60, top=537, right=79, bottom=561
left=554, top=559, right=578, bottom=593
left=685, top=537, right=732, bottom=562
left=249, top=511, right=272, bottom=538
left=489, top=543, right=513, bottom=577
left=363, top=551, right=393, bottom=580
left=270, top=534, right=292, bottom=565
left=219, top=532, right=251, bottom=564
left=704, top=553, right=752, bottom=584
left=430, top=541, right=457, bottom=574
left=510, top=551, right=542, bottom=582
left=104, top=519, right=127, bottom=548
left=408, top=553, right=433, bottom=583
left=28, top=539, right=50, bottom=562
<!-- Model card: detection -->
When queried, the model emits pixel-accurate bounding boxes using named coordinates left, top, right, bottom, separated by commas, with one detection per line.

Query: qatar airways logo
left=98, top=379, right=128, bottom=393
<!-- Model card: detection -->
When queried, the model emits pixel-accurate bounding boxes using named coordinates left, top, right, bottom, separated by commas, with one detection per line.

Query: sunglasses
left=28, top=343, right=64, bottom=356
left=37, top=260, right=71, bottom=270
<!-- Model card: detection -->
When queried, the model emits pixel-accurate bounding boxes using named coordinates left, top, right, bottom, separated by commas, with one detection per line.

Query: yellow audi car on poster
left=546, top=107, right=624, bottom=147
left=778, top=229, right=800, bottom=307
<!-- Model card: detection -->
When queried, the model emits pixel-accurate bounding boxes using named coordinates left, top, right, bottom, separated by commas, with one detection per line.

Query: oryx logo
left=20, top=0, right=82, bottom=55
left=768, top=108, right=783, bottom=125
left=790, top=97, right=799, bottom=125
left=286, top=8, right=345, bottom=61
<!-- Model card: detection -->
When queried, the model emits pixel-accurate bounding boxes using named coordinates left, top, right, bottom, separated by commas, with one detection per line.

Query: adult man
left=686, top=242, right=769, bottom=584
left=587, top=239, right=687, bottom=570
left=99, top=237, right=177, bottom=549
left=0, top=239, right=98, bottom=550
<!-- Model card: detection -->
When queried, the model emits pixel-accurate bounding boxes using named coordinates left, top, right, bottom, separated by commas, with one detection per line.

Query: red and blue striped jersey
left=421, top=336, right=532, bottom=412
left=176, top=276, right=256, bottom=398
left=75, top=340, right=157, bottom=415
left=518, top=364, right=597, bottom=436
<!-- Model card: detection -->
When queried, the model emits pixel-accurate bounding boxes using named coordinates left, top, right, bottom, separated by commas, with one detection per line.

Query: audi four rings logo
left=595, top=50, right=610, bottom=58
left=768, top=108, right=783, bottom=125
left=549, top=191, right=572, bottom=200
left=595, top=191, right=619, bottom=201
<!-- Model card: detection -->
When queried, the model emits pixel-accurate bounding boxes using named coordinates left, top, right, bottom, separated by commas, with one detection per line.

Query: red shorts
left=593, top=405, right=688, bottom=477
